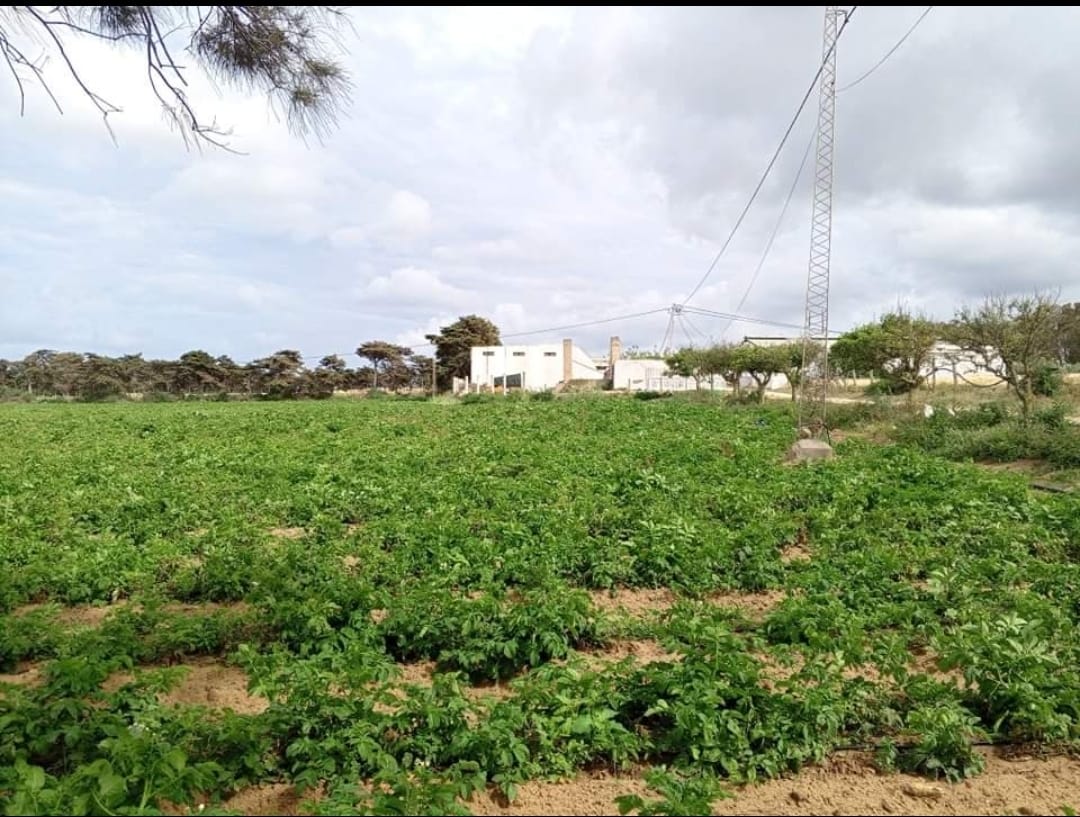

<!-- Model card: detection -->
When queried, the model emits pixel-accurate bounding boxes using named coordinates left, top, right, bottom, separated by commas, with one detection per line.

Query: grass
left=2, top=397, right=1080, bottom=814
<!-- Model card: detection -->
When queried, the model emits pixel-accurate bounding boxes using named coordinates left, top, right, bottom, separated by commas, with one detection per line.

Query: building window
left=513, top=351, right=525, bottom=357
left=482, top=351, right=495, bottom=357
left=543, top=352, right=557, bottom=357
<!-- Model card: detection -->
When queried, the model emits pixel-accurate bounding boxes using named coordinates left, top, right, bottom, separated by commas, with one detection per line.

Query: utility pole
left=797, top=5, right=844, bottom=442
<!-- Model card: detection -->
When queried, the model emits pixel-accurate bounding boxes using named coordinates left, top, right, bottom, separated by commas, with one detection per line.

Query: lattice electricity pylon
left=798, top=6, right=844, bottom=438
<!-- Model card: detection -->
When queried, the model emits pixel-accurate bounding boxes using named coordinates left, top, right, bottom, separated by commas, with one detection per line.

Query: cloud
left=4, top=7, right=1080, bottom=364
left=332, top=190, right=434, bottom=247
left=356, top=266, right=469, bottom=310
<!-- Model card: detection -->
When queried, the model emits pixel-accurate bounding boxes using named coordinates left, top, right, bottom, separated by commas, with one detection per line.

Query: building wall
left=469, top=342, right=602, bottom=391
left=613, top=358, right=723, bottom=392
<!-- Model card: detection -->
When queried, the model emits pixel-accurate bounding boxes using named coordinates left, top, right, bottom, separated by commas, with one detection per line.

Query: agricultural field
left=2, top=396, right=1080, bottom=815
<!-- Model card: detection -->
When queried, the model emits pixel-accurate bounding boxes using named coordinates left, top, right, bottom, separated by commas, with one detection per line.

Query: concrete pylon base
left=785, top=438, right=834, bottom=463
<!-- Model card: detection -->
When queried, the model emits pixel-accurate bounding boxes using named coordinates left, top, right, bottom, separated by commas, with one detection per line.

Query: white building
left=468, top=338, right=604, bottom=392
left=612, top=358, right=722, bottom=392
left=740, top=335, right=999, bottom=388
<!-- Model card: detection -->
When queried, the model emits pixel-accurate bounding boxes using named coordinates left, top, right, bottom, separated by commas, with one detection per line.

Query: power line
left=684, top=305, right=846, bottom=336
left=837, top=6, right=932, bottom=92
left=679, top=6, right=858, bottom=307
left=721, top=128, right=816, bottom=339
left=301, top=306, right=674, bottom=362
left=501, top=307, right=670, bottom=340
left=681, top=313, right=711, bottom=346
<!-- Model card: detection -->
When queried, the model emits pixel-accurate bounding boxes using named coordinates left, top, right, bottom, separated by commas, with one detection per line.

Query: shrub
left=1033, top=402, right=1067, bottom=430
left=530, top=390, right=556, bottom=402
left=1028, top=364, right=1063, bottom=398
left=460, top=392, right=495, bottom=405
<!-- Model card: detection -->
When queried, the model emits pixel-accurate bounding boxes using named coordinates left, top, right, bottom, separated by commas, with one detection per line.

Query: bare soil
left=780, top=543, right=812, bottom=564
left=465, top=750, right=1080, bottom=816
left=589, top=588, right=677, bottom=618
left=580, top=639, right=681, bottom=667
left=103, top=658, right=268, bottom=715
left=708, top=589, right=787, bottom=619
left=14, top=600, right=129, bottom=628
left=0, top=661, right=44, bottom=692
left=269, top=526, right=306, bottom=539
left=12, top=600, right=248, bottom=629
left=221, top=784, right=316, bottom=816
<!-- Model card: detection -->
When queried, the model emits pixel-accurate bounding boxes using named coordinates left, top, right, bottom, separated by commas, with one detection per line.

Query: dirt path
left=467, top=750, right=1080, bottom=816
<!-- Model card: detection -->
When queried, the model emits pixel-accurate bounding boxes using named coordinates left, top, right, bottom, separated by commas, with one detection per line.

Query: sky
left=2, top=6, right=1079, bottom=363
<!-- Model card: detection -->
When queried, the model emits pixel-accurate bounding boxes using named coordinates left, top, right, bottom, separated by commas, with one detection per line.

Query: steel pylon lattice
left=798, top=6, right=844, bottom=437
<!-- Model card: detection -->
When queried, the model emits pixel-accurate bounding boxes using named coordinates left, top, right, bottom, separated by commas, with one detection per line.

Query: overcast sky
left=2, top=6, right=1078, bottom=362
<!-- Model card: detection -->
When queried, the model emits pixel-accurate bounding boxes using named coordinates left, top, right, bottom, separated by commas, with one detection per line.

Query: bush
left=954, top=401, right=1011, bottom=429
left=460, top=392, right=495, bottom=405
left=530, top=390, right=556, bottom=402
left=722, top=392, right=761, bottom=406
left=1028, top=364, right=1063, bottom=398
left=142, top=391, right=177, bottom=403
left=1033, top=402, right=1067, bottom=430
left=889, top=702, right=986, bottom=781
left=635, top=390, right=669, bottom=401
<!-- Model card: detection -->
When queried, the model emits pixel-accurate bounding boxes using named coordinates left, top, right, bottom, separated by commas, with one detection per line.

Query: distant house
left=466, top=338, right=604, bottom=393
left=740, top=335, right=997, bottom=387
left=612, top=357, right=723, bottom=392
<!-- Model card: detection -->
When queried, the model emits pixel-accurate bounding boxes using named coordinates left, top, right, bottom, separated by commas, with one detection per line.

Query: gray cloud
left=2, top=7, right=1079, bottom=363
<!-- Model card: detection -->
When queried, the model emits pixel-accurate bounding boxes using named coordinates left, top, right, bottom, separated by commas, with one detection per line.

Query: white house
left=468, top=338, right=604, bottom=392
left=740, top=335, right=999, bottom=389
left=612, top=358, right=723, bottom=392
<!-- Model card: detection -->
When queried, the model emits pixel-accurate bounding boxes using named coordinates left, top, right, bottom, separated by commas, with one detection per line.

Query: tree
left=425, top=315, right=500, bottom=391
left=698, top=344, right=742, bottom=392
left=950, top=292, right=1061, bottom=418
left=830, top=326, right=880, bottom=379
left=773, top=342, right=819, bottom=401
left=75, top=354, right=125, bottom=401
left=831, top=311, right=938, bottom=394
left=314, top=354, right=349, bottom=392
left=731, top=345, right=786, bottom=402
left=0, top=6, right=349, bottom=148
left=356, top=341, right=412, bottom=389
left=665, top=348, right=709, bottom=389
left=177, top=350, right=224, bottom=394
left=1055, top=302, right=1080, bottom=365
left=247, top=349, right=304, bottom=398
left=408, top=354, right=434, bottom=393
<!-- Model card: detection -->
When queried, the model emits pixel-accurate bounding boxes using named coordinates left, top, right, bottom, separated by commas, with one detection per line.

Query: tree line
left=665, top=293, right=1080, bottom=417
left=0, top=315, right=501, bottom=401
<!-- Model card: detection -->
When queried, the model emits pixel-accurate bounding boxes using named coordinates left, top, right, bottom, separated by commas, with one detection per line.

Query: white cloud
left=4, top=7, right=1080, bottom=363
left=356, top=266, right=469, bottom=309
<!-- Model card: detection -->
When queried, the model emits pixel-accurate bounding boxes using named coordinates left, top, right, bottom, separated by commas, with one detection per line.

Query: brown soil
left=220, top=783, right=317, bottom=816
left=0, top=661, right=44, bottom=691
left=12, top=600, right=248, bottom=630
left=589, top=588, right=677, bottom=618
left=397, top=660, right=436, bottom=686
left=103, top=658, right=268, bottom=715
left=577, top=639, right=682, bottom=668
left=908, top=648, right=965, bottom=686
left=976, top=458, right=1044, bottom=474
left=468, top=772, right=653, bottom=816
left=342, top=555, right=361, bottom=570
left=14, top=601, right=125, bottom=628
left=467, top=678, right=518, bottom=702
left=708, top=590, right=787, bottom=619
left=780, top=543, right=812, bottom=564
left=465, top=750, right=1080, bottom=815
left=269, top=526, right=306, bottom=539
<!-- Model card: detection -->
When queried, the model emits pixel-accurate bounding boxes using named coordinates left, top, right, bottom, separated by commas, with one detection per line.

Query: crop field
left=3, top=397, right=1080, bottom=815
